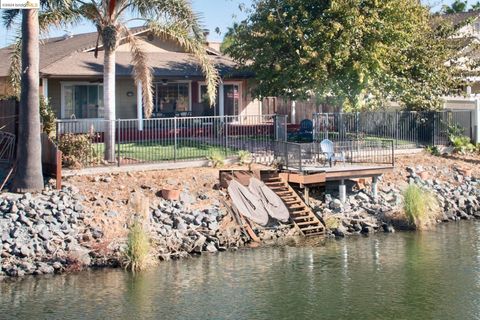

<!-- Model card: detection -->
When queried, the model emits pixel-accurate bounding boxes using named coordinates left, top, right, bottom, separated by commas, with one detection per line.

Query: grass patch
left=124, top=220, right=150, bottom=273
left=402, top=184, right=440, bottom=230
left=324, top=216, right=341, bottom=230
left=93, top=140, right=235, bottom=162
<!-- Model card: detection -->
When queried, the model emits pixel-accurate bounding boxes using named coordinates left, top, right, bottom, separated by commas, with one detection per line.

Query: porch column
left=137, top=81, right=143, bottom=131
left=219, top=79, right=224, bottom=117
left=291, top=100, right=296, bottom=124
left=42, top=78, right=48, bottom=101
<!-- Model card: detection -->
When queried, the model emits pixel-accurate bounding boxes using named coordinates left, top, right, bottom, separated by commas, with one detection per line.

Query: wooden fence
left=262, top=97, right=333, bottom=124
left=0, top=99, right=18, bottom=136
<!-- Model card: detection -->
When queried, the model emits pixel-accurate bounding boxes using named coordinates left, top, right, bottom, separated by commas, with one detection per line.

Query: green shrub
left=40, top=97, right=56, bottom=138
left=402, top=184, right=439, bottom=229
left=450, top=135, right=476, bottom=154
left=207, top=152, right=225, bottom=168
left=425, top=145, right=440, bottom=156
left=57, top=133, right=97, bottom=168
left=237, top=150, right=252, bottom=165
left=124, top=220, right=150, bottom=273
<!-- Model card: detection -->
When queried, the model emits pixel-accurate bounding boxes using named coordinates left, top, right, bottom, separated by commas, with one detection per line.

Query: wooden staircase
left=261, top=172, right=325, bottom=237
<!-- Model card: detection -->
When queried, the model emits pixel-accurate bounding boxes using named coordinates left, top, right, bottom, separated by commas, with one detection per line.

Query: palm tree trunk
left=104, top=46, right=116, bottom=162
left=11, top=9, right=44, bottom=193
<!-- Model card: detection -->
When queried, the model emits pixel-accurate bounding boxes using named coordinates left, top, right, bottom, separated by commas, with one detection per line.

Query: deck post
left=339, top=179, right=346, bottom=203
left=372, top=176, right=378, bottom=200
left=305, top=186, right=310, bottom=206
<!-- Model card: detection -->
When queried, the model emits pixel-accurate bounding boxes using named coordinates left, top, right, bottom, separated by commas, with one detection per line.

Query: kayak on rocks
left=248, top=178, right=290, bottom=223
left=228, top=180, right=269, bottom=226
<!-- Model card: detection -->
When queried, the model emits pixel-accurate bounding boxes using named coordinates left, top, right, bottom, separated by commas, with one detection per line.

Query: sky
left=0, top=0, right=479, bottom=47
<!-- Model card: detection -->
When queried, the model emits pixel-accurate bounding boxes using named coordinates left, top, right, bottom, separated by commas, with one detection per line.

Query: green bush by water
left=124, top=221, right=150, bottom=273
left=402, top=184, right=439, bottom=229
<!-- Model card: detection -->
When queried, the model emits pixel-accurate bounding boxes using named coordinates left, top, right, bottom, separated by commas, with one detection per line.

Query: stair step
left=297, top=221, right=320, bottom=227
left=293, top=216, right=315, bottom=221
left=302, top=226, right=325, bottom=232
left=276, top=191, right=293, bottom=196
left=284, top=200, right=301, bottom=205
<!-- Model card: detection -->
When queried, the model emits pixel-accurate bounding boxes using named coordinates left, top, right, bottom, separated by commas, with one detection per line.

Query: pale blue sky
left=0, top=0, right=477, bottom=47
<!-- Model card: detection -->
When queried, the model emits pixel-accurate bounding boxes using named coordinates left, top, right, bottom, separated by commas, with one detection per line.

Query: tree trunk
left=104, top=46, right=116, bottom=162
left=11, top=9, right=44, bottom=193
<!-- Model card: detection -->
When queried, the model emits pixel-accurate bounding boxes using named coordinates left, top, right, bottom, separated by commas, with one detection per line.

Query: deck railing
left=56, top=114, right=286, bottom=167
left=274, top=140, right=394, bottom=172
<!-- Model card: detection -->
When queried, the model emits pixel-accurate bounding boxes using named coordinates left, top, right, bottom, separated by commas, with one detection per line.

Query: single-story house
left=0, top=27, right=262, bottom=122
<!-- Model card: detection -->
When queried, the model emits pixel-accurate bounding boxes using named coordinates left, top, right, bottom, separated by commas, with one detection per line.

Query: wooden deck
left=281, top=165, right=393, bottom=186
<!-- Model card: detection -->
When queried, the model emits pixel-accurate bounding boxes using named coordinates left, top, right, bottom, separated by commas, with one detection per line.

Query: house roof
left=39, top=51, right=248, bottom=78
left=0, top=26, right=249, bottom=79
left=431, top=10, right=480, bottom=29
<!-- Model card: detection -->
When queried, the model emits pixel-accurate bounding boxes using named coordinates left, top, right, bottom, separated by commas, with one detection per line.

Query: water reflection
left=1, top=222, right=479, bottom=320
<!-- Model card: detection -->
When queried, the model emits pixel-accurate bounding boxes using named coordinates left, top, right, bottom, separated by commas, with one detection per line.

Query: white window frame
left=60, top=81, right=104, bottom=119
left=152, top=80, right=192, bottom=113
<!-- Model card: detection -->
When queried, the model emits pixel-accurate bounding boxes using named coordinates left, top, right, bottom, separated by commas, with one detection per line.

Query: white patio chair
left=320, top=139, right=346, bottom=167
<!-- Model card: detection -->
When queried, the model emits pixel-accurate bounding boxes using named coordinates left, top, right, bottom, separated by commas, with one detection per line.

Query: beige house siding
left=48, top=78, right=137, bottom=119
left=115, top=79, right=137, bottom=119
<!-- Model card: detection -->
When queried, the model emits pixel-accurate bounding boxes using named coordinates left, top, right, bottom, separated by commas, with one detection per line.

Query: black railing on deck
left=274, top=140, right=394, bottom=172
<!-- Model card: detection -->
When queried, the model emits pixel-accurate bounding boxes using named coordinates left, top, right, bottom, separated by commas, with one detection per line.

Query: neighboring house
left=0, top=27, right=261, bottom=122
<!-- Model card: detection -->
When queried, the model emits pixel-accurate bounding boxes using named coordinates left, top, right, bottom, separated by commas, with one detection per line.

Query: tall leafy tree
left=5, top=0, right=219, bottom=162
left=226, top=0, right=463, bottom=111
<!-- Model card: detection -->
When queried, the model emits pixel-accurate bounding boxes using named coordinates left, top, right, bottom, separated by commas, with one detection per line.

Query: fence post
left=395, top=111, right=399, bottom=149
left=224, top=118, right=228, bottom=157
left=116, top=120, right=121, bottom=167
left=174, top=117, right=177, bottom=162
left=432, top=112, right=437, bottom=146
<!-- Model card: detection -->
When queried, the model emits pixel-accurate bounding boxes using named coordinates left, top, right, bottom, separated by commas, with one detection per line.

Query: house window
left=224, top=84, right=241, bottom=116
left=199, top=83, right=241, bottom=116
left=62, top=84, right=104, bottom=119
left=199, top=84, right=220, bottom=116
left=152, top=82, right=190, bottom=116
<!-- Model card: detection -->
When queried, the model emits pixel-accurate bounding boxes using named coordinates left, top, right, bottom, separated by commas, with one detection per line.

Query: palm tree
left=3, top=2, right=83, bottom=192
left=6, top=0, right=219, bottom=163
left=471, top=1, right=480, bottom=11
left=442, top=0, right=468, bottom=14
left=10, top=9, right=44, bottom=192
left=61, top=0, right=219, bottom=162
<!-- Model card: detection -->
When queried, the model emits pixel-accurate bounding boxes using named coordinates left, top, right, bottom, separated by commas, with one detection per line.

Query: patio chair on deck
left=320, top=139, right=345, bottom=167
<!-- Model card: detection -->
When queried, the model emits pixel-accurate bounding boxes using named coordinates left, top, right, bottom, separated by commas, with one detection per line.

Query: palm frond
left=121, top=26, right=154, bottom=117
left=147, top=21, right=219, bottom=106
left=8, top=37, right=22, bottom=99
left=39, top=8, right=85, bottom=33
left=2, top=10, right=20, bottom=29
left=131, top=0, right=205, bottom=39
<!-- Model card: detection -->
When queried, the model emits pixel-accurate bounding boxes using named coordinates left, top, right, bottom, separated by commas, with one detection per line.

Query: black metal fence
left=56, top=114, right=286, bottom=167
left=313, top=111, right=474, bottom=149
left=274, top=140, right=394, bottom=172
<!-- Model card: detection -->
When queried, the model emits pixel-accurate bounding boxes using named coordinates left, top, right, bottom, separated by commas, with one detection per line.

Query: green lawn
left=91, top=140, right=236, bottom=163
